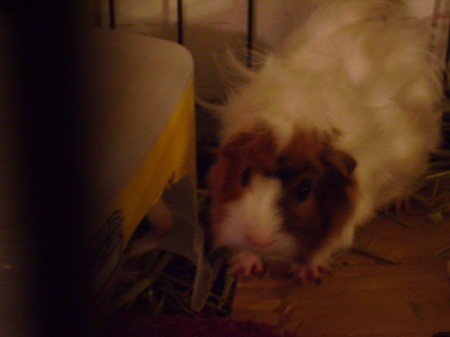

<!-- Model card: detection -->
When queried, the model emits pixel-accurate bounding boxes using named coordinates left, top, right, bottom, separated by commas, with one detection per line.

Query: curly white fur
left=220, top=0, right=442, bottom=219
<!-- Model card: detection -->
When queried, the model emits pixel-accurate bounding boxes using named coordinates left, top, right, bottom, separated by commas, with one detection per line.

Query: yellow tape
left=112, top=80, right=196, bottom=245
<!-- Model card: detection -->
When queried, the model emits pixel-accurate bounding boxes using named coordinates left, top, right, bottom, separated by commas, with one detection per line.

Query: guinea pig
left=207, top=0, right=444, bottom=282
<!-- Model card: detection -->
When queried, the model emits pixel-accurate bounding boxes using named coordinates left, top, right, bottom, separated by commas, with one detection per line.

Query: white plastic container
left=84, top=29, right=212, bottom=311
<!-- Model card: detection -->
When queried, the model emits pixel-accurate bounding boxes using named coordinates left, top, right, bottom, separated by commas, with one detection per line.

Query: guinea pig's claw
left=290, top=262, right=332, bottom=284
left=228, top=252, right=264, bottom=278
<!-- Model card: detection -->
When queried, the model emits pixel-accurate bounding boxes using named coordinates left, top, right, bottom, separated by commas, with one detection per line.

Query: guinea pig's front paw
left=229, top=252, right=264, bottom=277
left=290, top=261, right=333, bottom=284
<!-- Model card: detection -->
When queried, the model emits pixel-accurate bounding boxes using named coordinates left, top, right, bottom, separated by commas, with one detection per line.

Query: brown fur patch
left=276, top=131, right=358, bottom=262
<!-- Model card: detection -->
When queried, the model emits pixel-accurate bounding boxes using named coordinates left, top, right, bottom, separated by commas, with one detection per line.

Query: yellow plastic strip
left=112, top=80, right=196, bottom=246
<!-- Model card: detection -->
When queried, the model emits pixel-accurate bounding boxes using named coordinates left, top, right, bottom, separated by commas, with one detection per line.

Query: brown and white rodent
left=207, top=0, right=444, bottom=281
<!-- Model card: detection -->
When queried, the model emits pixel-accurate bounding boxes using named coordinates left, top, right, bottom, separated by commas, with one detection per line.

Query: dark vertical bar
left=7, top=2, right=94, bottom=336
left=177, top=0, right=184, bottom=44
left=109, top=0, right=116, bottom=30
left=247, top=0, right=254, bottom=68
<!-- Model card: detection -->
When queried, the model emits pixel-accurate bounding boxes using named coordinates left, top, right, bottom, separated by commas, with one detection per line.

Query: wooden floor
left=231, top=209, right=450, bottom=337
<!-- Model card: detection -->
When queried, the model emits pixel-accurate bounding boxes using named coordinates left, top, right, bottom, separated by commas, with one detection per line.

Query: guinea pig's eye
left=240, top=167, right=252, bottom=186
left=296, top=179, right=312, bottom=202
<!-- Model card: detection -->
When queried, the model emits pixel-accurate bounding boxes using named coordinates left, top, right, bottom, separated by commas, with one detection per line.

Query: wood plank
left=231, top=212, right=450, bottom=337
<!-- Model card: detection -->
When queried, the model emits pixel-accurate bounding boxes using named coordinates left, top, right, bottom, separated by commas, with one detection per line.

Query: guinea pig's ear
left=320, top=146, right=356, bottom=181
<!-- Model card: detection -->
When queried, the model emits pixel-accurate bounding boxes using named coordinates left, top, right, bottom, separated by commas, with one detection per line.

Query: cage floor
left=231, top=208, right=450, bottom=337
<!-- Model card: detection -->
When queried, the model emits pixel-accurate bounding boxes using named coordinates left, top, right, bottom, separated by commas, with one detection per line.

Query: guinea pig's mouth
left=245, top=234, right=275, bottom=249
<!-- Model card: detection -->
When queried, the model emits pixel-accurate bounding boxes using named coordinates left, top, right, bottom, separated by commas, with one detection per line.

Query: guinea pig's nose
left=245, top=232, right=274, bottom=248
